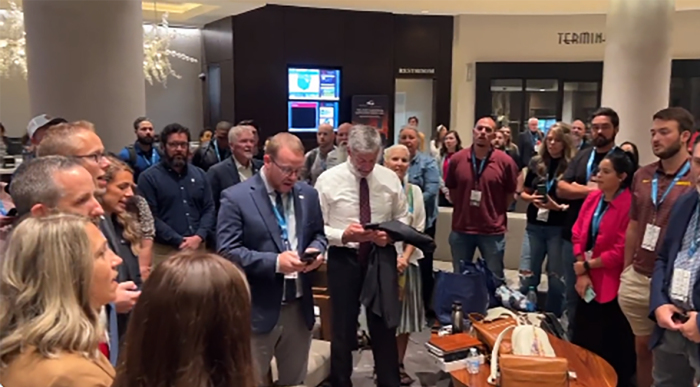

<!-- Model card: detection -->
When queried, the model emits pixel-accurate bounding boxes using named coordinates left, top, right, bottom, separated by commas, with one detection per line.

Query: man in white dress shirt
left=315, top=125, right=408, bottom=387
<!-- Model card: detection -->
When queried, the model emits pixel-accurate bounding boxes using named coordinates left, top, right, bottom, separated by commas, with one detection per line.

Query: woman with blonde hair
left=383, top=144, right=427, bottom=385
left=517, top=122, right=575, bottom=316
left=0, top=214, right=122, bottom=386
left=113, top=251, right=256, bottom=387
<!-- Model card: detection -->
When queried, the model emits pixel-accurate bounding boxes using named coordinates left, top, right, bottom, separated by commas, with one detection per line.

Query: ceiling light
left=421, top=10, right=429, bottom=14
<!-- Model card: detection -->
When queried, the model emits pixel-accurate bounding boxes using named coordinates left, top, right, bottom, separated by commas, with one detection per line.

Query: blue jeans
left=562, top=239, right=578, bottom=334
left=518, top=223, right=565, bottom=316
left=449, top=232, right=506, bottom=281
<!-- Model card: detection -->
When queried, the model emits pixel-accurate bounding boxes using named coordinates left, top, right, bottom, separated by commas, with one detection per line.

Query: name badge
left=536, top=208, right=550, bottom=222
left=671, top=268, right=691, bottom=303
left=642, top=224, right=661, bottom=251
left=470, top=190, right=482, bottom=207
left=584, top=251, right=593, bottom=261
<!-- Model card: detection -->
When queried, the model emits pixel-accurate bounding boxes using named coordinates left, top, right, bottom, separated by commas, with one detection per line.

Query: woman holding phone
left=571, top=150, right=636, bottom=387
left=517, top=123, right=574, bottom=316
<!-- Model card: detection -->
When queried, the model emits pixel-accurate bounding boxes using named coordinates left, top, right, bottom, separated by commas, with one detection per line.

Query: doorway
left=395, top=78, right=435, bottom=151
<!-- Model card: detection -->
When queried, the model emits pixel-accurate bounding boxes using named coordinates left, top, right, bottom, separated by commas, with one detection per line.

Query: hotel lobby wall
left=202, top=5, right=453, bottom=147
left=451, top=11, right=700, bottom=144
left=0, top=28, right=204, bottom=144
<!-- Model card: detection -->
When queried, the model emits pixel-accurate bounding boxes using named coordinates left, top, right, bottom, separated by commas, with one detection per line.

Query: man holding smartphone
left=217, top=133, right=327, bottom=386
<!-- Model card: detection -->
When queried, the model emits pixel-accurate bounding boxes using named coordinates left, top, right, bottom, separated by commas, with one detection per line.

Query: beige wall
left=451, top=11, right=700, bottom=143
left=0, top=27, right=203, bottom=141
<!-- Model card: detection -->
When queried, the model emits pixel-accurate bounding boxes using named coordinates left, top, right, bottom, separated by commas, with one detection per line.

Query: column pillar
left=600, top=0, right=674, bottom=165
left=23, top=0, right=145, bottom=151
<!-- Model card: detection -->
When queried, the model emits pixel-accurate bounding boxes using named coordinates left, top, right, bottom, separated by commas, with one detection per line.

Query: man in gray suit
left=217, top=132, right=327, bottom=386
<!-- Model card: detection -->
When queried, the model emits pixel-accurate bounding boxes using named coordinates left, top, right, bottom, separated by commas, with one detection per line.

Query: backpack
left=125, top=145, right=162, bottom=168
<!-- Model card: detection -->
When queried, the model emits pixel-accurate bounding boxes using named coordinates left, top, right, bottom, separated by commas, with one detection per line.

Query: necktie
left=276, top=192, right=297, bottom=302
left=358, top=178, right=371, bottom=264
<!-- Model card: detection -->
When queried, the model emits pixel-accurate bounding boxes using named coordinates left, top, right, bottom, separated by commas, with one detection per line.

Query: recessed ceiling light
left=421, top=10, right=429, bottom=14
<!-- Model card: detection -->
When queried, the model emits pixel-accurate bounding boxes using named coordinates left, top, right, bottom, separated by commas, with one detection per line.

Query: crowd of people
left=0, top=103, right=698, bottom=387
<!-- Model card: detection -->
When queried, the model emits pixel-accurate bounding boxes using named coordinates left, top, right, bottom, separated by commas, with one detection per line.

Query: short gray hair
left=347, top=125, right=382, bottom=154
left=228, top=125, right=255, bottom=144
left=10, top=156, right=83, bottom=216
left=399, top=125, right=419, bottom=137
left=383, top=144, right=409, bottom=162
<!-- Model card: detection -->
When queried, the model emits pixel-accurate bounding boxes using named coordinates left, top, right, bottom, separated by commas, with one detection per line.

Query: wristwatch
left=583, top=261, right=591, bottom=272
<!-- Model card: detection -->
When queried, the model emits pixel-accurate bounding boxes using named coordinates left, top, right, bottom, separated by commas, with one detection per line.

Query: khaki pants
left=152, top=242, right=206, bottom=267
left=618, top=265, right=655, bottom=336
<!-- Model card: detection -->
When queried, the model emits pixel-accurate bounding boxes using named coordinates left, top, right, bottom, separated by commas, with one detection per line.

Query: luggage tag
left=641, top=223, right=661, bottom=251
left=470, top=190, right=482, bottom=207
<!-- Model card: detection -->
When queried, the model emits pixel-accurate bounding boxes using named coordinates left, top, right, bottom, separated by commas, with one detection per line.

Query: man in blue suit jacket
left=650, top=139, right=700, bottom=385
left=217, top=132, right=327, bottom=386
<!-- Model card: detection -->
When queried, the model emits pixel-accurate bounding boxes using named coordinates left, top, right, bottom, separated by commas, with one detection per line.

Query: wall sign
left=351, top=95, right=390, bottom=138
left=558, top=32, right=606, bottom=45
left=398, top=68, right=435, bottom=75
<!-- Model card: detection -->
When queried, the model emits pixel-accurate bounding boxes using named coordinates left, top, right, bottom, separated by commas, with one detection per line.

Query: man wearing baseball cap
left=26, top=114, right=67, bottom=154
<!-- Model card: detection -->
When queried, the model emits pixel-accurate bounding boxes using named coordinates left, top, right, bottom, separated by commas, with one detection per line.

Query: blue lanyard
left=586, top=147, right=616, bottom=181
left=652, top=161, right=690, bottom=212
left=591, top=195, right=609, bottom=240
left=545, top=173, right=556, bottom=193
left=271, top=194, right=291, bottom=250
left=143, top=149, right=158, bottom=167
left=530, top=132, right=539, bottom=147
left=470, top=147, right=491, bottom=182
left=0, top=199, right=6, bottom=216
left=213, top=140, right=222, bottom=163
left=689, top=204, right=700, bottom=256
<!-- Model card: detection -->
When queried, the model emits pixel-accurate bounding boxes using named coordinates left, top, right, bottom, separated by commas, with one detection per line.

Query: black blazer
left=360, top=220, right=436, bottom=328
left=650, top=190, right=700, bottom=351
left=207, top=157, right=263, bottom=212
left=100, top=216, right=141, bottom=286
left=517, top=130, right=543, bottom=169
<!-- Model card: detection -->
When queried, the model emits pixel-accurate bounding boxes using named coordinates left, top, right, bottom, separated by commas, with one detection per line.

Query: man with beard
left=326, top=122, right=352, bottom=169
left=138, top=123, right=216, bottom=265
left=557, top=107, right=626, bottom=333
left=193, top=121, right=233, bottom=171
left=301, top=123, right=335, bottom=185
left=571, top=119, right=591, bottom=152
left=207, top=124, right=263, bottom=212
left=446, top=116, right=519, bottom=281
left=619, top=107, right=695, bottom=387
left=118, top=117, right=161, bottom=181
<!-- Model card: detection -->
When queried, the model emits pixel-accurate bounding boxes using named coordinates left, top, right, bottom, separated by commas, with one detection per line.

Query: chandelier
left=0, top=1, right=198, bottom=86
left=0, top=1, right=26, bottom=79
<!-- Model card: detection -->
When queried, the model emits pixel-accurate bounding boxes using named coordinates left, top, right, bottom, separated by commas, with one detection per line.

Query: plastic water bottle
left=526, top=286, right=538, bottom=312
left=496, top=285, right=513, bottom=309
left=466, top=348, right=480, bottom=374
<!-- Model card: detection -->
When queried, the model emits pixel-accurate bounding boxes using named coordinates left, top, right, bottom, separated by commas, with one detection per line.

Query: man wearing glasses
left=137, top=123, right=216, bottom=266
left=217, top=132, right=326, bottom=387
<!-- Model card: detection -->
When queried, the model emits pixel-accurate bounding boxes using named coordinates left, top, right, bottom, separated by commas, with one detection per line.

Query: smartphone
left=673, top=312, right=690, bottom=324
left=536, top=183, right=548, bottom=203
left=363, top=223, right=381, bottom=230
left=301, top=251, right=318, bottom=264
left=583, top=287, right=596, bottom=303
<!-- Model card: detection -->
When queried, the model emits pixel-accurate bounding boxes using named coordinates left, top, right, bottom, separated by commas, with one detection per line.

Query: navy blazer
left=216, top=173, right=327, bottom=334
left=650, top=190, right=700, bottom=350
left=207, top=157, right=263, bottom=212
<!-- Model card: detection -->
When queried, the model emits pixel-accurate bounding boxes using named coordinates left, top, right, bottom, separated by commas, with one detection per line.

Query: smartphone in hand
left=583, top=286, right=596, bottom=303
left=536, top=183, right=548, bottom=203
left=363, top=223, right=381, bottom=230
left=673, top=312, right=690, bottom=324
left=300, top=251, right=319, bottom=264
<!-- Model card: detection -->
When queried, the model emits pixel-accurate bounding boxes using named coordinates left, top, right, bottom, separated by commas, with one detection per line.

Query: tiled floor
left=350, top=329, right=451, bottom=387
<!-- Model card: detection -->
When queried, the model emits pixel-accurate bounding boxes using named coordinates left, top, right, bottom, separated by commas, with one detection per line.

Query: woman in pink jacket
left=571, top=150, right=637, bottom=387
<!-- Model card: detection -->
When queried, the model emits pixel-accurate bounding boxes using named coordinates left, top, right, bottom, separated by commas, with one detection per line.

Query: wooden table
left=449, top=334, right=617, bottom=387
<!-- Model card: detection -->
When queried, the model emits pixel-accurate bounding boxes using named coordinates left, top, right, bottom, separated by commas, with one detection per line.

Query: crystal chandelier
left=143, top=12, right=198, bottom=87
left=0, top=1, right=27, bottom=79
left=0, top=1, right=198, bottom=86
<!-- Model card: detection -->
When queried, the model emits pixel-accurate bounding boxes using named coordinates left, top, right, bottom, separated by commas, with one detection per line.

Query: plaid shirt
left=671, top=207, right=700, bottom=310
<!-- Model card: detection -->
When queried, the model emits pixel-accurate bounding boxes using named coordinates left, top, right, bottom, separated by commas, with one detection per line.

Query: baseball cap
left=27, top=114, right=67, bottom=139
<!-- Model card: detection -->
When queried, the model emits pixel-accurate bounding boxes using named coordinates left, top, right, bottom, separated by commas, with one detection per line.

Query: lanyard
left=652, top=161, right=690, bottom=212
left=271, top=194, right=291, bottom=250
left=690, top=204, right=700, bottom=256
left=591, top=195, right=609, bottom=241
left=213, top=140, right=222, bottom=163
left=404, top=183, right=414, bottom=214
left=530, top=132, right=539, bottom=147
left=470, top=147, right=491, bottom=182
left=545, top=173, right=556, bottom=193
left=586, top=147, right=616, bottom=181
left=143, top=149, right=158, bottom=167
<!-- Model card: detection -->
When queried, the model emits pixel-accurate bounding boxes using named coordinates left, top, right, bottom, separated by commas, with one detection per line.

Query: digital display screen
left=288, top=68, right=340, bottom=101
left=288, top=101, right=339, bottom=132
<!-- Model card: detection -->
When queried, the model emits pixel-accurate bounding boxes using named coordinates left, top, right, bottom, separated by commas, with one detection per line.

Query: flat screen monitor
left=288, top=101, right=339, bottom=132
left=288, top=68, right=340, bottom=101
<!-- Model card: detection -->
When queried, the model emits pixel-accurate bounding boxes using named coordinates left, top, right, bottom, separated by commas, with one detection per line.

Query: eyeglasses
left=74, top=152, right=106, bottom=164
left=271, top=158, right=302, bottom=177
left=166, top=142, right=189, bottom=149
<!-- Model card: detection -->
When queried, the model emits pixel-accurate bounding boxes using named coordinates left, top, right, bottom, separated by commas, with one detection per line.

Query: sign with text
left=558, top=32, right=605, bottom=45
left=398, top=68, right=435, bottom=75
left=351, top=95, right=390, bottom=138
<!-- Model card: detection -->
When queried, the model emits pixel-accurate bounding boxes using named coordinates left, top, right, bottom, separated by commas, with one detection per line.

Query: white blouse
left=395, top=183, right=426, bottom=265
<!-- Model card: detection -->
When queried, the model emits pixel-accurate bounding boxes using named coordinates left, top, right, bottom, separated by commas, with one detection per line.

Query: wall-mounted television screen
left=288, top=68, right=340, bottom=101
left=288, top=101, right=339, bottom=132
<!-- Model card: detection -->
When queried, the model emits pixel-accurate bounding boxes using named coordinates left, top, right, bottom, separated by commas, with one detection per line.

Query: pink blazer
left=571, top=189, right=631, bottom=303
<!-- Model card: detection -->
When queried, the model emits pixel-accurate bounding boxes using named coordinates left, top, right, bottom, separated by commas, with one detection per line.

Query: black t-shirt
left=560, top=146, right=626, bottom=241
left=525, top=157, right=567, bottom=226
